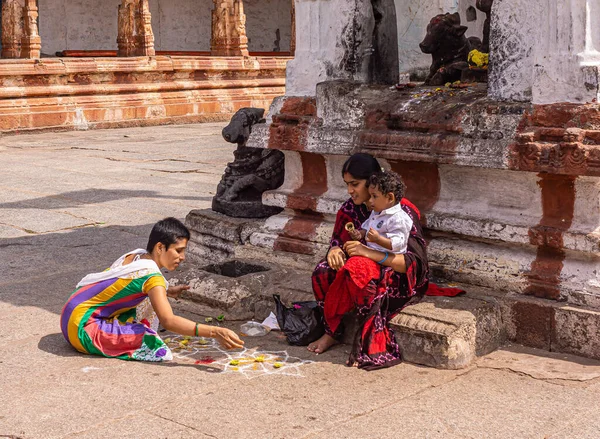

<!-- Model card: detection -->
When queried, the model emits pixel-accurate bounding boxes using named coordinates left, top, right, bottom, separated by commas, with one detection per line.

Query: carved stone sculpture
left=339, top=0, right=399, bottom=85
left=213, top=108, right=285, bottom=218
left=20, top=0, right=41, bottom=59
left=419, top=12, right=480, bottom=86
left=210, top=0, right=249, bottom=56
left=117, top=0, right=155, bottom=57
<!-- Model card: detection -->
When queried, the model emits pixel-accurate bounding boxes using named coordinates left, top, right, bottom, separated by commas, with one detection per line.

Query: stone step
left=391, top=286, right=506, bottom=370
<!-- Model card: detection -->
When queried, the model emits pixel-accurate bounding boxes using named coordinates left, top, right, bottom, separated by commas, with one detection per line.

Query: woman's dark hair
left=369, top=171, right=406, bottom=204
left=146, top=217, right=191, bottom=253
left=341, top=153, right=381, bottom=180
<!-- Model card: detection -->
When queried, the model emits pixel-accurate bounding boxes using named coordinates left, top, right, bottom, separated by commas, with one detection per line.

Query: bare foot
left=307, top=334, right=338, bottom=354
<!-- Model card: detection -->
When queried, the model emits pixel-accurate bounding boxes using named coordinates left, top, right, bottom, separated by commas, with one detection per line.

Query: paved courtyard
left=1, top=124, right=600, bottom=438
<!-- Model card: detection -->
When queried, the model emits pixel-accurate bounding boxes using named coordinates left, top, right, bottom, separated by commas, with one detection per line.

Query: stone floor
left=1, top=124, right=600, bottom=438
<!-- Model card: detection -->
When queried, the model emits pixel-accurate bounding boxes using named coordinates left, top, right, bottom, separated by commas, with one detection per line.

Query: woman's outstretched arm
left=343, top=241, right=407, bottom=273
left=147, top=286, right=244, bottom=349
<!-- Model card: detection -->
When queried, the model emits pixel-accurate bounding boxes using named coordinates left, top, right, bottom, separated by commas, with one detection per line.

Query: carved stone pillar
left=117, top=0, right=155, bottom=57
left=20, top=0, right=41, bottom=58
left=1, top=0, right=24, bottom=59
left=210, top=0, right=249, bottom=56
left=490, top=0, right=600, bottom=104
left=290, top=0, right=296, bottom=56
left=286, top=0, right=383, bottom=95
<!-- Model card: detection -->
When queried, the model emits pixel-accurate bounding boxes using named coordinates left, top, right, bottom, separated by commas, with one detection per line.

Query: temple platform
left=0, top=55, right=289, bottom=133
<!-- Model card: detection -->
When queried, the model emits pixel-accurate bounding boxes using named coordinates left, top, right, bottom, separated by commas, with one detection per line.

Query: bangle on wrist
left=378, top=251, right=389, bottom=264
left=194, top=322, right=199, bottom=337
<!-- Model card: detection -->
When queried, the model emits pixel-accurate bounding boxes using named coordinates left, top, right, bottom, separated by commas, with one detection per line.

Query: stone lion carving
left=212, top=108, right=285, bottom=218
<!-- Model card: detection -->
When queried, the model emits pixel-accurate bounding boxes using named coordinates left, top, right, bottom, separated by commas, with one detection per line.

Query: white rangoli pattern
left=165, top=335, right=313, bottom=379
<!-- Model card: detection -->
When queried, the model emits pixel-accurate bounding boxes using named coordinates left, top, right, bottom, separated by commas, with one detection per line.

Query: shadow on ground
left=0, top=222, right=158, bottom=315
left=0, top=188, right=212, bottom=210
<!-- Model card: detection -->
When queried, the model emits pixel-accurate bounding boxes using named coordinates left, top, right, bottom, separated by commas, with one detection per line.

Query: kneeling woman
left=61, top=217, right=243, bottom=362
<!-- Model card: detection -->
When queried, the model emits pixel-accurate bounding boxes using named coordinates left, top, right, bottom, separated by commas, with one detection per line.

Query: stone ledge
left=185, top=209, right=266, bottom=264
left=502, top=292, right=600, bottom=360
left=168, top=259, right=314, bottom=321
left=0, top=55, right=291, bottom=76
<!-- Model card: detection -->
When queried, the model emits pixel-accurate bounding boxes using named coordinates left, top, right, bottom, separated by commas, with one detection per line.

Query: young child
left=347, top=170, right=413, bottom=256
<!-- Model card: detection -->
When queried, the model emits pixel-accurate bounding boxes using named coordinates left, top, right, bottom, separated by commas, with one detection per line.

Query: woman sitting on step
left=61, top=217, right=244, bottom=361
left=308, top=153, right=430, bottom=370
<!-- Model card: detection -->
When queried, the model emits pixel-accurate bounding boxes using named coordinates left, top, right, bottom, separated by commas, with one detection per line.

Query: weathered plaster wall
left=38, top=0, right=292, bottom=55
left=245, top=0, right=292, bottom=52
left=395, top=0, right=486, bottom=77
left=148, top=0, right=211, bottom=51
left=39, top=0, right=121, bottom=55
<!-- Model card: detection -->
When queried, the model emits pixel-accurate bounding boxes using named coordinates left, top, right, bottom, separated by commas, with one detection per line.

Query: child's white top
left=361, top=203, right=413, bottom=254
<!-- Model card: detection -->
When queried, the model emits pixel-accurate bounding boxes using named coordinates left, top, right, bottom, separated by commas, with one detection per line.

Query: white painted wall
left=38, top=0, right=291, bottom=55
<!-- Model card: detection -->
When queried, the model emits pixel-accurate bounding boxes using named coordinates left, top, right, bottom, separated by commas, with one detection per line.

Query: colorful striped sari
left=60, top=250, right=172, bottom=362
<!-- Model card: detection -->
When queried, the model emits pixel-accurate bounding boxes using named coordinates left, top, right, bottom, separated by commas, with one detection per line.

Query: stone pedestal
left=490, top=0, right=600, bottom=104
left=241, top=79, right=600, bottom=360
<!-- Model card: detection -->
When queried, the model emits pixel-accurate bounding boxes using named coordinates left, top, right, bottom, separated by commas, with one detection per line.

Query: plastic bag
left=240, top=321, right=270, bottom=337
left=273, top=294, right=325, bottom=346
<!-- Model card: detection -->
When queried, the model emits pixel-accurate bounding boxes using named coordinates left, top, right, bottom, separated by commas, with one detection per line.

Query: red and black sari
left=311, top=198, right=429, bottom=370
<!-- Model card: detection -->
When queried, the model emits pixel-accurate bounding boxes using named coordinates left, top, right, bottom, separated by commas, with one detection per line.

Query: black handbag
left=273, top=294, right=325, bottom=346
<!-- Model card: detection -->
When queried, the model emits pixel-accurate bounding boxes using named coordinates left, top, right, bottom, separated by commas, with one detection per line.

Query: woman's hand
left=213, top=327, right=245, bottom=350
left=167, top=284, right=190, bottom=300
left=343, top=240, right=369, bottom=258
left=327, top=246, right=347, bottom=271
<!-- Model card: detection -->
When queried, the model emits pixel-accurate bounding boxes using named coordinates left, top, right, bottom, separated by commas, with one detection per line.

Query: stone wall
left=38, top=0, right=292, bottom=55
